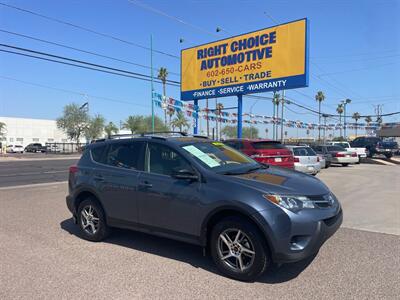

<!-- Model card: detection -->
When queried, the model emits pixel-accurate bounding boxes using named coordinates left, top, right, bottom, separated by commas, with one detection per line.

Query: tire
left=385, top=153, right=393, bottom=159
left=326, top=162, right=330, bottom=168
left=342, top=163, right=349, bottom=167
left=210, top=216, right=270, bottom=281
left=77, top=198, right=110, bottom=242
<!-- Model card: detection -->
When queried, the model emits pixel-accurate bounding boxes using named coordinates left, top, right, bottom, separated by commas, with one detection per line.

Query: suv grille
left=308, top=194, right=335, bottom=208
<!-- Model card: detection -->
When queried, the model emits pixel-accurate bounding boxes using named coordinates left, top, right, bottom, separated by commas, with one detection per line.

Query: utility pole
left=322, top=114, right=329, bottom=143
left=150, top=35, right=155, bottom=133
left=280, top=90, right=285, bottom=143
left=272, top=92, right=276, bottom=140
left=342, top=99, right=351, bottom=140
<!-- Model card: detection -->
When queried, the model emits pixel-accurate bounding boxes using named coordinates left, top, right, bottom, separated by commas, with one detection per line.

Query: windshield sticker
left=182, top=145, right=220, bottom=168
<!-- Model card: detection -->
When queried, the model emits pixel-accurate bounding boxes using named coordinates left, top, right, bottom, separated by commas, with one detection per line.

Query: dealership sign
left=180, top=18, right=309, bottom=100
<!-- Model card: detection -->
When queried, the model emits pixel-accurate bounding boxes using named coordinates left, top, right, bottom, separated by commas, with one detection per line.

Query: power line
left=0, top=29, right=180, bottom=76
left=0, top=44, right=180, bottom=86
left=317, top=61, right=399, bottom=77
left=0, top=2, right=179, bottom=59
left=0, top=75, right=150, bottom=108
left=127, top=0, right=218, bottom=36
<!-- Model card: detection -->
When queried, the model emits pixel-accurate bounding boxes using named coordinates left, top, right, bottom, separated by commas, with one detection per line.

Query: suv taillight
left=336, top=153, right=345, bottom=157
left=69, top=165, right=79, bottom=174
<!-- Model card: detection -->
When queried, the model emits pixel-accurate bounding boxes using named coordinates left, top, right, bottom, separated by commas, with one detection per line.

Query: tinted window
left=327, top=146, right=346, bottom=152
left=225, top=141, right=240, bottom=149
left=292, top=147, right=316, bottom=156
left=146, top=143, right=192, bottom=176
left=91, top=145, right=107, bottom=163
left=252, top=141, right=286, bottom=149
left=104, top=142, right=142, bottom=169
left=312, top=146, right=322, bottom=153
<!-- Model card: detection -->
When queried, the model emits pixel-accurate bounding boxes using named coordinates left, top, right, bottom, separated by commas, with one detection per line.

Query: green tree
left=104, top=122, right=119, bottom=138
left=221, top=126, right=259, bottom=139
left=171, top=111, right=190, bottom=132
left=143, top=115, right=168, bottom=132
left=85, top=114, right=105, bottom=141
left=57, top=103, right=90, bottom=142
left=0, top=121, right=6, bottom=138
left=352, top=112, right=361, bottom=137
left=157, top=67, right=169, bottom=126
left=123, top=115, right=146, bottom=134
left=167, top=108, right=174, bottom=130
left=315, top=91, right=325, bottom=140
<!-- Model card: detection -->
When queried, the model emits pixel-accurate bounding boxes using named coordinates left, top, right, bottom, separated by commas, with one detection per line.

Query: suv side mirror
left=172, top=169, right=199, bottom=181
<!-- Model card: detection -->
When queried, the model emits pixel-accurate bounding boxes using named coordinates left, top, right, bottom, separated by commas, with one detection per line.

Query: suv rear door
left=90, top=141, right=144, bottom=223
left=136, top=141, right=202, bottom=239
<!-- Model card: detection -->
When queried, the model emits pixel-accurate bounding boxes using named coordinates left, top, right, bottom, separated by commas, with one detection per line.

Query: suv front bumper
left=253, top=206, right=343, bottom=263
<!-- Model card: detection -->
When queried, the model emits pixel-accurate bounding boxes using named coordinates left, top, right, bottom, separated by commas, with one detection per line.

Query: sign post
left=237, top=95, right=243, bottom=138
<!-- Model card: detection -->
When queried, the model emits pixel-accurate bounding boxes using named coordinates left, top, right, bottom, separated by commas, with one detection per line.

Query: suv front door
left=137, top=142, right=202, bottom=240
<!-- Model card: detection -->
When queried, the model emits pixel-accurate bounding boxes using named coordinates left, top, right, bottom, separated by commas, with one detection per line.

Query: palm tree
left=104, top=122, right=119, bottom=138
left=315, top=91, right=325, bottom=141
left=336, top=104, right=344, bottom=138
left=171, top=111, right=190, bottom=132
left=352, top=112, right=361, bottom=137
left=365, top=116, right=372, bottom=125
left=167, top=108, right=174, bottom=130
left=157, top=67, right=168, bottom=126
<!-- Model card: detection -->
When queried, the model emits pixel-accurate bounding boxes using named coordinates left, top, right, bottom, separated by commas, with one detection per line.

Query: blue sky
left=0, top=0, right=399, bottom=137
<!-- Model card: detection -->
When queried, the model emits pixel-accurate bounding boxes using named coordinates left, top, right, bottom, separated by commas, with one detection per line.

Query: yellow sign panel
left=181, top=19, right=308, bottom=100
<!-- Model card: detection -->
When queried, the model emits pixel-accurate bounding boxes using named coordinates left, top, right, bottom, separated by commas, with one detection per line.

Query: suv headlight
left=263, top=194, right=315, bottom=212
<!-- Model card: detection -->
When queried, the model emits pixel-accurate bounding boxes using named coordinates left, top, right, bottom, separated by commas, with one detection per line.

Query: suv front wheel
left=77, top=198, right=110, bottom=242
left=210, top=216, right=270, bottom=281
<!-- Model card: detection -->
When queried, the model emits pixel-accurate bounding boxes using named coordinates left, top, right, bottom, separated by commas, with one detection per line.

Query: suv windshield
left=251, top=141, right=286, bottom=149
left=181, top=141, right=260, bottom=174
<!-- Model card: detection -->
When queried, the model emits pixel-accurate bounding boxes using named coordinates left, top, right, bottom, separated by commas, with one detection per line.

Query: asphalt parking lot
left=0, top=163, right=399, bottom=299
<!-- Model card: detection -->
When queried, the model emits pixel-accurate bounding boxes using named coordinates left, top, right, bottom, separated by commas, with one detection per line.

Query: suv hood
left=226, top=166, right=330, bottom=196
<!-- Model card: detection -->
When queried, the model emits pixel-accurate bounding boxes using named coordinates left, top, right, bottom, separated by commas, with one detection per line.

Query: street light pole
left=341, top=99, right=351, bottom=140
left=280, top=90, right=285, bottom=143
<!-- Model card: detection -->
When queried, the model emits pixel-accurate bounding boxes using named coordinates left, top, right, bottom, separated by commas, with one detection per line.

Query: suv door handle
left=94, top=175, right=104, bottom=182
left=139, top=181, right=153, bottom=189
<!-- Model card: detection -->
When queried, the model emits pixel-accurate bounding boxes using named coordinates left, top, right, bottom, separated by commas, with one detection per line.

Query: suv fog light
left=290, top=235, right=311, bottom=251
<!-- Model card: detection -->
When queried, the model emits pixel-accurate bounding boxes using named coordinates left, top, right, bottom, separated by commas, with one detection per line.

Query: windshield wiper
left=221, top=164, right=269, bottom=175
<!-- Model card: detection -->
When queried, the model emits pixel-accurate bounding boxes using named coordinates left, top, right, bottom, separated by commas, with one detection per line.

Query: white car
left=6, top=144, right=24, bottom=153
left=327, top=145, right=359, bottom=166
left=286, top=145, right=321, bottom=175
left=327, top=141, right=366, bottom=160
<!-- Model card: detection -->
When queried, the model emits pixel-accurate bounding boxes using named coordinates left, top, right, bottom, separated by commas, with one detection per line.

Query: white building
left=0, top=116, right=71, bottom=147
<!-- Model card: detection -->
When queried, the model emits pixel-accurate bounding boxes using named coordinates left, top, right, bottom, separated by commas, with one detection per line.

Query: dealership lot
left=0, top=163, right=399, bottom=299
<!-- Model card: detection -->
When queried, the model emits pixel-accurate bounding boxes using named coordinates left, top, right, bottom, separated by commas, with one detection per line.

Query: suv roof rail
left=109, top=134, right=141, bottom=139
left=139, top=131, right=188, bottom=137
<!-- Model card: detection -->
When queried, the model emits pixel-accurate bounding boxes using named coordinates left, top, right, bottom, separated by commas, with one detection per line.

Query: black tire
left=77, top=198, right=110, bottom=242
left=385, top=153, right=393, bottom=159
left=325, top=162, right=330, bottom=168
left=210, top=216, right=270, bottom=281
left=342, top=163, right=349, bottom=167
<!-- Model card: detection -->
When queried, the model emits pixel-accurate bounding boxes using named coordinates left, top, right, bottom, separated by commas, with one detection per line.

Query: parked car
left=326, top=145, right=358, bottom=166
left=350, top=136, right=398, bottom=159
left=327, top=141, right=366, bottom=161
left=6, top=144, right=24, bottom=153
left=310, top=145, right=332, bottom=168
left=286, top=145, right=321, bottom=175
left=24, top=143, right=47, bottom=153
left=224, top=139, right=294, bottom=169
left=66, top=133, right=342, bottom=281
left=47, top=144, right=61, bottom=153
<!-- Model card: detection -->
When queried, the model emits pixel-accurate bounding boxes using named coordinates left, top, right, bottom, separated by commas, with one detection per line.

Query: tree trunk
left=318, top=101, right=321, bottom=141
left=163, top=83, right=167, bottom=127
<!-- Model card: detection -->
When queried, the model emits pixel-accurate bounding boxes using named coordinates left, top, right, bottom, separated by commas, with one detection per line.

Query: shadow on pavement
left=60, top=218, right=315, bottom=283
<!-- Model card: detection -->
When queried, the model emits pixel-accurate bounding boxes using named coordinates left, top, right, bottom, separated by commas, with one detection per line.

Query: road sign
left=181, top=18, right=309, bottom=100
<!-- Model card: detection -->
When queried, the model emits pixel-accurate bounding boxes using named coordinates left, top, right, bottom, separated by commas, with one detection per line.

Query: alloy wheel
left=217, top=228, right=255, bottom=272
left=80, top=205, right=100, bottom=235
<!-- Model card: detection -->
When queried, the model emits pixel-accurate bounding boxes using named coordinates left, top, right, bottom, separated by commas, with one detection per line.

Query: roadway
left=0, top=158, right=78, bottom=188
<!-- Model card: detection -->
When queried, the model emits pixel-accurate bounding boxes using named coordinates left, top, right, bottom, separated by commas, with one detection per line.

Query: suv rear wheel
left=77, top=198, right=110, bottom=242
left=210, top=216, right=270, bottom=281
